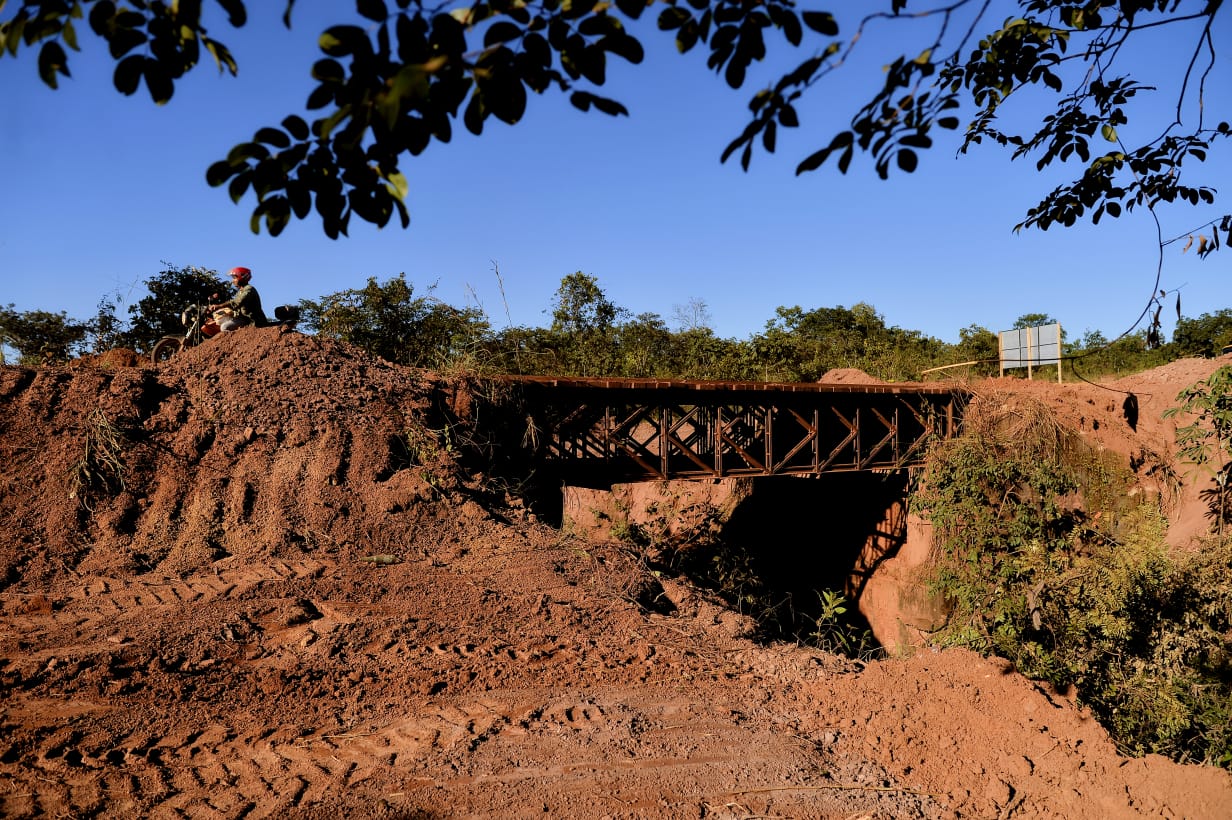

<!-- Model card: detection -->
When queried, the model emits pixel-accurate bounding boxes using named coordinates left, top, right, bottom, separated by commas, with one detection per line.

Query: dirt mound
left=968, top=352, right=1232, bottom=547
left=818, top=367, right=884, bottom=384
left=69, top=348, right=143, bottom=369
left=1, top=335, right=1229, bottom=818
left=0, top=329, right=454, bottom=590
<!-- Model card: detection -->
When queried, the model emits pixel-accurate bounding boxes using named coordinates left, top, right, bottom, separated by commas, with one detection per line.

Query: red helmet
left=229, top=266, right=252, bottom=285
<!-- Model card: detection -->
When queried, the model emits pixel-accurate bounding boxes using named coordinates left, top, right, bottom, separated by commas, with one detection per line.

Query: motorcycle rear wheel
left=151, top=336, right=185, bottom=364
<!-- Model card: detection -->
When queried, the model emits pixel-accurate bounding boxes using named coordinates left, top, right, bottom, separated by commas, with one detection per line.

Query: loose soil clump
left=1, top=331, right=1229, bottom=818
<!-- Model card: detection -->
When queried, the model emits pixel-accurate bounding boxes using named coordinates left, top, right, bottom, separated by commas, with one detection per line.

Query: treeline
left=4, top=265, right=1232, bottom=381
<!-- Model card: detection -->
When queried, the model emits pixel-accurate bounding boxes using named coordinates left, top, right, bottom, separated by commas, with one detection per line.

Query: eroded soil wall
left=564, top=473, right=915, bottom=641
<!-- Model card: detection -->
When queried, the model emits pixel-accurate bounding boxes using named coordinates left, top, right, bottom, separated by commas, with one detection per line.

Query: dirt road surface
left=2, top=330, right=1229, bottom=818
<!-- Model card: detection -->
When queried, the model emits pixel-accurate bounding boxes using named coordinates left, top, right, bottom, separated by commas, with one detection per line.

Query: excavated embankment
left=1, top=329, right=1229, bottom=818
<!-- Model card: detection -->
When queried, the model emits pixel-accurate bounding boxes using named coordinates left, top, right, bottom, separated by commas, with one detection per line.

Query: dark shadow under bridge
left=499, top=376, right=966, bottom=485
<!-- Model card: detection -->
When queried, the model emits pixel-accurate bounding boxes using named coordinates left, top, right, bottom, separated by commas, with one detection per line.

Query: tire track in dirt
left=72, top=703, right=519, bottom=817
left=2, top=559, right=331, bottom=652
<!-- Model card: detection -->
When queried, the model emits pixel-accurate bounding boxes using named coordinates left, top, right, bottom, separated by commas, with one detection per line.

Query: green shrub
left=916, top=393, right=1232, bottom=767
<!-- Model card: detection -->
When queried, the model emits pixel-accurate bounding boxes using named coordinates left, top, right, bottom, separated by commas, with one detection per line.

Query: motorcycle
left=150, top=303, right=301, bottom=364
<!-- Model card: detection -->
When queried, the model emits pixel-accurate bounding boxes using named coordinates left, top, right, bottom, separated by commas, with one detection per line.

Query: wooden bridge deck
left=500, top=376, right=967, bottom=483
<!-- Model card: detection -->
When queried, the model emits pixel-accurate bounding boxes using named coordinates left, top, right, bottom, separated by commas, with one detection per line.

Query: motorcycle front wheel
left=151, top=336, right=185, bottom=364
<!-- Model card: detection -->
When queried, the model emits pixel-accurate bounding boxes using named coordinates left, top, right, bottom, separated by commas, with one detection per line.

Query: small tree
left=616, top=312, right=673, bottom=378
left=672, top=297, right=713, bottom=333
left=0, top=304, right=89, bottom=363
left=300, top=274, right=489, bottom=368
left=953, top=324, right=1000, bottom=377
left=1172, top=310, right=1232, bottom=359
left=122, top=264, right=230, bottom=352
left=89, top=296, right=127, bottom=353
left=548, top=272, right=626, bottom=376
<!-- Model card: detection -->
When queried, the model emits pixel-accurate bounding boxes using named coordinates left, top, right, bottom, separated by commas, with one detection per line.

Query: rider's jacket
left=227, top=284, right=268, bottom=326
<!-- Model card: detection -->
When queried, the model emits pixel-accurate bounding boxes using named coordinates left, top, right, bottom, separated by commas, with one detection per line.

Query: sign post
left=999, top=323, right=1063, bottom=383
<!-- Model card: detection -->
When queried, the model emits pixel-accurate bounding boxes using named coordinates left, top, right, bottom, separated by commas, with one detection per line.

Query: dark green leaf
left=589, top=94, right=627, bottom=116
left=796, top=131, right=851, bottom=175
left=306, top=83, right=334, bottom=109
left=657, top=7, right=692, bottom=31
left=570, top=90, right=594, bottom=112
left=780, top=11, right=801, bottom=47
left=256, top=126, right=292, bottom=148
left=108, top=26, right=147, bottom=59
left=37, top=41, right=68, bottom=89
left=266, top=198, right=291, bottom=236
left=837, top=144, right=853, bottom=174
left=114, top=11, right=147, bottom=28
left=206, top=160, right=236, bottom=187
left=724, top=52, right=746, bottom=89
left=214, top=0, right=248, bottom=27
left=62, top=20, right=79, bottom=51
left=228, top=173, right=250, bottom=202
left=287, top=179, right=312, bottom=219
left=463, top=93, right=485, bottom=135
left=897, top=147, right=917, bottom=172
left=3, top=14, right=27, bottom=58
left=523, top=32, right=550, bottom=66
left=203, top=37, right=239, bottom=75
left=227, top=141, right=271, bottom=163
left=778, top=104, right=798, bottom=128
left=319, top=25, right=368, bottom=57
left=113, top=54, right=144, bottom=95
left=282, top=114, right=310, bottom=141
left=615, top=0, right=645, bottom=19
left=676, top=20, right=699, bottom=53
left=578, top=14, right=616, bottom=37
left=578, top=44, right=606, bottom=84
left=484, top=21, right=522, bottom=47
left=801, top=11, right=837, bottom=36
left=486, top=72, right=527, bottom=125
left=144, top=61, right=174, bottom=104
left=396, top=13, right=427, bottom=62
left=357, top=0, right=388, bottom=23
left=88, top=1, right=114, bottom=37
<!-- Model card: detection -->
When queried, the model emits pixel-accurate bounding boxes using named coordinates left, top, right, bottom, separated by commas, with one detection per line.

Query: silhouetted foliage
left=1172, top=309, right=1232, bottom=359
left=120, top=265, right=230, bottom=352
left=4, top=1, right=1227, bottom=246
left=0, top=304, right=88, bottom=363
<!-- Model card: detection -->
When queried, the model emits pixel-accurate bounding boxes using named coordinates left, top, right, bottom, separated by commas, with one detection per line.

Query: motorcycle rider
left=211, top=266, right=268, bottom=331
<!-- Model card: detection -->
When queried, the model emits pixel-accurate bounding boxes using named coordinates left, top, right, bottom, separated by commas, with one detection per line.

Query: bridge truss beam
left=510, top=378, right=964, bottom=483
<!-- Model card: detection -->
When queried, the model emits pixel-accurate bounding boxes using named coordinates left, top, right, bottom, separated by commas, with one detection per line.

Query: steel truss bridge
left=505, top=376, right=966, bottom=484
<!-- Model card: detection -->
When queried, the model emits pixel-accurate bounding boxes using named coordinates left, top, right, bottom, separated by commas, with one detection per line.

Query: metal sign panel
left=999, top=323, right=1061, bottom=367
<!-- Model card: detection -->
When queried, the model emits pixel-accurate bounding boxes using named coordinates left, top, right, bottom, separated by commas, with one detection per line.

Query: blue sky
left=2, top=1, right=1228, bottom=346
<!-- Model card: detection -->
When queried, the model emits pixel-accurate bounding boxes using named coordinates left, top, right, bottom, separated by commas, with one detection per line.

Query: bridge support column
left=854, top=504, right=952, bottom=655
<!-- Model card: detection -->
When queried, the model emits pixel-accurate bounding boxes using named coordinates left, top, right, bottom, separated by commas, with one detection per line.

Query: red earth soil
left=1, top=329, right=1229, bottom=818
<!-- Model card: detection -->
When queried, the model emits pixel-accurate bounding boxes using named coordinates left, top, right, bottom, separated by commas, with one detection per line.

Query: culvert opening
left=571, top=472, right=912, bottom=657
